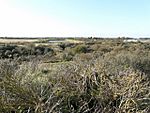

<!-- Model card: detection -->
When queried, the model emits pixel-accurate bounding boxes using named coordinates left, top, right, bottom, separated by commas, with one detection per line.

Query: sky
left=0, top=0, right=150, bottom=37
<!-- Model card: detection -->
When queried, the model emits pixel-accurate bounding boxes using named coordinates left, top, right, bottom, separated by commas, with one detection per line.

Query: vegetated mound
left=0, top=44, right=54, bottom=60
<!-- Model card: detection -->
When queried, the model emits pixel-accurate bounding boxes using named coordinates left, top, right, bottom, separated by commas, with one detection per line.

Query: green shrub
left=72, top=45, right=88, bottom=54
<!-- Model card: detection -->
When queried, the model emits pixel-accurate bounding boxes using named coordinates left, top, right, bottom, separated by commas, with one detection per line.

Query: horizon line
left=0, top=36, right=150, bottom=39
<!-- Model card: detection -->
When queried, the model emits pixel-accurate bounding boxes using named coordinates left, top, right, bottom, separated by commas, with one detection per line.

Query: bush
left=72, top=45, right=88, bottom=54
left=0, top=54, right=149, bottom=112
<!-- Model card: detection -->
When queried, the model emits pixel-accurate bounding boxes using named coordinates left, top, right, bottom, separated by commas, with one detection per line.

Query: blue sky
left=0, top=0, right=150, bottom=37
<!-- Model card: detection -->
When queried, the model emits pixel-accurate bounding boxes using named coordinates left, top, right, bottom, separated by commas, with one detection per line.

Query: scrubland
left=0, top=38, right=150, bottom=113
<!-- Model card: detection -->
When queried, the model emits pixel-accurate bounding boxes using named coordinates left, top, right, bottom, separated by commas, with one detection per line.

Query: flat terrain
left=0, top=38, right=40, bottom=43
